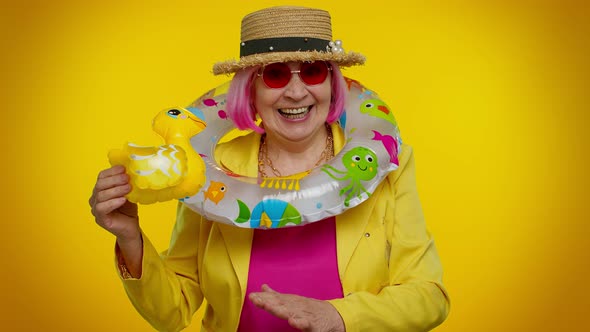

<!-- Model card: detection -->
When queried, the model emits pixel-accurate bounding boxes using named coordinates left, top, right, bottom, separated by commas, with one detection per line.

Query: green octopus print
left=322, top=146, right=379, bottom=207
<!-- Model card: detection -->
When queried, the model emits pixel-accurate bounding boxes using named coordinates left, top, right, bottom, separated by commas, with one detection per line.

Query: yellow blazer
left=118, top=125, right=450, bottom=332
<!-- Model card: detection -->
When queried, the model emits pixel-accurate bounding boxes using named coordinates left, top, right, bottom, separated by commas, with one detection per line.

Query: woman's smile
left=277, top=105, right=313, bottom=120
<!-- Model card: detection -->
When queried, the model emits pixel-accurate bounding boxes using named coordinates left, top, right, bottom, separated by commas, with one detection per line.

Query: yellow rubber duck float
left=108, top=107, right=207, bottom=204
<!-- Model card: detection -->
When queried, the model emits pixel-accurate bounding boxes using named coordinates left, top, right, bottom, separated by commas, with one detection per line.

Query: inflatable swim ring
left=178, top=77, right=402, bottom=229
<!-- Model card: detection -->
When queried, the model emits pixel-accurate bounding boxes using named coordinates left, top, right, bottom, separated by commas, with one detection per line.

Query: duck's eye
left=168, top=109, right=181, bottom=116
left=220, top=186, right=226, bottom=192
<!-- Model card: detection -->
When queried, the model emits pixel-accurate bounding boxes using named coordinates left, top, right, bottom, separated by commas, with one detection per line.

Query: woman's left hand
left=249, top=284, right=345, bottom=332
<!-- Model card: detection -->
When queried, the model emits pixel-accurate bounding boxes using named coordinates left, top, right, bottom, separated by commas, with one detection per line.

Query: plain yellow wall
left=1, top=0, right=588, bottom=331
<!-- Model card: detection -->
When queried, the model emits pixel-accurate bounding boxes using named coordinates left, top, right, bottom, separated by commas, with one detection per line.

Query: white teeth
left=279, top=107, right=308, bottom=114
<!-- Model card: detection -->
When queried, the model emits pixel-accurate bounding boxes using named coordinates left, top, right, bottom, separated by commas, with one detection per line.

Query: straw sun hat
left=212, top=6, right=366, bottom=75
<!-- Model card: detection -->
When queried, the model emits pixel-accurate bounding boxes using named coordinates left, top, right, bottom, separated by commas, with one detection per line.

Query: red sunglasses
left=258, top=61, right=332, bottom=89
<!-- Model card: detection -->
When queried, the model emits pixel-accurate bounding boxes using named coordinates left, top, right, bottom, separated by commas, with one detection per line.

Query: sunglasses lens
left=300, top=62, right=329, bottom=85
left=262, top=63, right=292, bottom=88
left=261, top=62, right=330, bottom=88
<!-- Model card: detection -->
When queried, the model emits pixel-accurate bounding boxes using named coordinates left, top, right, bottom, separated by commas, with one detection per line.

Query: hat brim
left=212, top=50, right=365, bottom=75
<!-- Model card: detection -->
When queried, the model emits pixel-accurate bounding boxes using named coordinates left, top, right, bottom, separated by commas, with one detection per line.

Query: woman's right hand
left=89, top=165, right=140, bottom=243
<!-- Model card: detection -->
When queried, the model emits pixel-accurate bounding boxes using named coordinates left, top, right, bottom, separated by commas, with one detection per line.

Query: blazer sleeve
left=329, top=147, right=451, bottom=332
left=114, top=203, right=204, bottom=332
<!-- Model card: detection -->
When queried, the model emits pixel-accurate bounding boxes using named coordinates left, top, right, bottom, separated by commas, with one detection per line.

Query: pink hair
left=226, top=62, right=348, bottom=134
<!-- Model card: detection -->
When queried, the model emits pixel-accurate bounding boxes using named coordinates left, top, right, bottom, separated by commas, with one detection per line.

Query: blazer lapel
left=334, top=188, right=379, bottom=280
left=330, top=122, right=373, bottom=278
left=213, top=133, right=261, bottom=296
left=217, top=223, right=253, bottom=295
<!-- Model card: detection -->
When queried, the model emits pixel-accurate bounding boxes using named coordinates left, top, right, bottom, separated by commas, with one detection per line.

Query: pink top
left=237, top=217, right=343, bottom=331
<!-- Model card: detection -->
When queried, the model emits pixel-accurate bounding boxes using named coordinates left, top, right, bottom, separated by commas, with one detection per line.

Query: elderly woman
left=89, top=6, right=450, bottom=332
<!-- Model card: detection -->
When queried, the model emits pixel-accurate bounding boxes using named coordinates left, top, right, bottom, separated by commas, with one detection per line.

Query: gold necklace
left=258, top=124, right=334, bottom=178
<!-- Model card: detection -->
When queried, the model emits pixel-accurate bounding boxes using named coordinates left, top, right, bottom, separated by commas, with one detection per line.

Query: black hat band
left=240, top=37, right=330, bottom=57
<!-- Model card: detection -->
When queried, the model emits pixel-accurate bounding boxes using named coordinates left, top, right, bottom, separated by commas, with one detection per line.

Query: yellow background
left=1, top=0, right=588, bottom=331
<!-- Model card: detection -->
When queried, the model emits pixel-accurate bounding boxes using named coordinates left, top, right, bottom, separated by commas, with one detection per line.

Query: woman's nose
left=283, top=73, right=308, bottom=100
